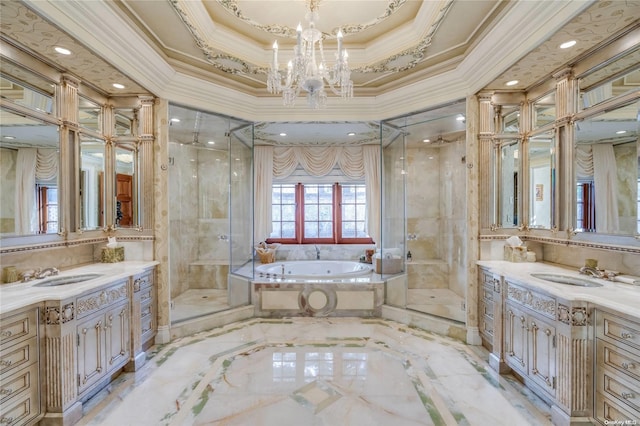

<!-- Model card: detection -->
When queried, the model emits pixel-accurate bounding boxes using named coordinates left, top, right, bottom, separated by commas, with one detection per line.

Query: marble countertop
left=0, top=261, right=159, bottom=313
left=477, top=260, right=640, bottom=318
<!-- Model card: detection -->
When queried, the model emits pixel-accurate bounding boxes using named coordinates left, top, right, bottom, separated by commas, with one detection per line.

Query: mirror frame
left=525, top=129, right=556, bottom=230
left=495, top=138, right=522, bottom=229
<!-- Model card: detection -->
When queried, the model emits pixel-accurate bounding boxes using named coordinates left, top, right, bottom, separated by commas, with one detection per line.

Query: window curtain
left=253, top=145, right=381, bottom=244
left=592, top=143, right=619, bottom=233
left=14, top=148, right=59, bottom=234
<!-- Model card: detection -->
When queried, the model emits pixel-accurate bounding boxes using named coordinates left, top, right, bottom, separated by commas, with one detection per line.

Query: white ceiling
left=1, top=1, right=639, bottom=147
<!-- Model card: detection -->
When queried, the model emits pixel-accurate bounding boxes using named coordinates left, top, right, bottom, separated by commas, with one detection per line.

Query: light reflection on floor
left=78, top=318, right=551, bottom=426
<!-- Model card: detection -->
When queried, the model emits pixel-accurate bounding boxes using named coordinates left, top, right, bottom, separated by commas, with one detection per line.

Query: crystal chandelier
left=267, top=1, right=353, bottom=108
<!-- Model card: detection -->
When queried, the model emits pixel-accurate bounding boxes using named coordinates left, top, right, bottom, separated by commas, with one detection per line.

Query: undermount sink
left=33, top=273, right=103, bottom=287
left=530, top=273, right=603, bottom=288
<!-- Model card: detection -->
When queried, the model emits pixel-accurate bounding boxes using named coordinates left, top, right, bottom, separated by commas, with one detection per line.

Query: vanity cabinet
left=127, top=269, right=156, bottom=371
left=0, top=307, right=42, bottom=426
left=75, top=294, right=130, bottom=396
left=478, top=267, right=495, bottom=350
left=594, top=309, right=640, bottom=424
left=504, top=297, right=557, bottom=397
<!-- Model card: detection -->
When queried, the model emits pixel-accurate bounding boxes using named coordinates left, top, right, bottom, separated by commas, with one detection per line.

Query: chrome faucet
left=579, top=266, right=604, bottom=278
left=37, top=267, right=59, bottom=279
left=314, top=245, right=320, bottom=260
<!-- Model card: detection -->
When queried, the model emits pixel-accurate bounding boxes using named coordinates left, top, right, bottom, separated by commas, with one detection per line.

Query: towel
left=613, top=275, right=640, bottom=286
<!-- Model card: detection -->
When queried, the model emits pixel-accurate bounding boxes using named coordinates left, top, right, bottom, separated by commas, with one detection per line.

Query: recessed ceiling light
left=170, top=118, right=180, bottom=123
left=423, top=139, right=430, bottom=143
left=347, top=132, right=356, bottom=136
left=54, top=47, right=71, bottom=55
left=207, top=140, right=215, bottom=145
left=279, top=132, right=287, bottom=136
left=616, top=130, right=627, bottom=134
left=3, top=136, right=15, bottom=140
left=560, top=40, right=577, bottom=49
left=506, top=80, right=519, bottom=86
left=456, top=115, right=465, bottom=121
left=112, top=83, right=125, bottom=89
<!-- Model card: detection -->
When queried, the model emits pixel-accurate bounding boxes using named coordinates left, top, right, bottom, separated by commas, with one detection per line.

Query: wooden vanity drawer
left=0, top=310, right=37, bottom=351
left=0, top=337, right=37, bottom=378
left=597, top=368, right=640, bottom=413
left=0, top=362, right=38, bottom=405
left=133, top=271, right=154, bottom=293
left=481, top=315, right=494, bottom=337
left=596, top=310, right=640, bottom=352
left=76, top=280, right=129, bottom=319
left=482, top=285, right=493, bottom=302
left=595, top=391, right=640, bottom=425
left=0, top=376, right=40, bottom=426
left=482, top=299, right=494, bottom=319
left=596, top=339, right=640, bottom=383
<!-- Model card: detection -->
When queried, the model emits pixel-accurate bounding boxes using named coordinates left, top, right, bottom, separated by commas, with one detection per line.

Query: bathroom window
left=269, top=183, right=372, bottom=244
left=37, top=184, right=58, bottom=233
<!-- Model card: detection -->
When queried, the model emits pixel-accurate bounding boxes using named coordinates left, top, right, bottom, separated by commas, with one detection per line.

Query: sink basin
left=33, top=273, right=103, bottom=287
left=530, top=273, right=603, bottom=287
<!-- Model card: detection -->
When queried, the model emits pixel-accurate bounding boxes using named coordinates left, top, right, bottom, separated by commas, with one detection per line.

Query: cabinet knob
left=0, top=416, right=14, bottom=424
left=621, top=332, right=633, bottom=339
left=0, top=331, right=12, bottom=339
left=0, top=388, right=12, bottom=396
left=621, top=362, right=636, bottom=370
left=621, top=392, right=634, bottom=399
left=0, top=359, right=11, bottom=367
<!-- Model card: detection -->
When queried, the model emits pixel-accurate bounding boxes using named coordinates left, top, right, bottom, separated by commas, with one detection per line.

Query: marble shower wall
left=168, top=143, right=229, bottom=298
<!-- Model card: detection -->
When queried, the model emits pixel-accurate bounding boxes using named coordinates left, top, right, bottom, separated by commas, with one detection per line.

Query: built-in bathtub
left=255, top=260, right=373, bottom=279
left=251, top=260, right=384, bottom=317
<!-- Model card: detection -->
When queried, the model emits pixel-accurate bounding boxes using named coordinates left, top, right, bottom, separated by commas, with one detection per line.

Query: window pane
left=343, top=204, right=355, bottom=220
left=272, top=205, right=281, bottom=221
left=305, top=206, right=318, bottom=221
left=304, top=186, right=318, bottom=203
left=342, top=221, right=355, bottom=238
left=318, top=185, right=333, bottom=203
left=282, top=222, right=295, bottom=238
left=305, top=222, right=318, bottom=238
left=319, top=222, right=332, bottom=238
left=319, top=205, right=332, bottom=220
left=282, top=205, right=296, bottom=219
left=270, top=222, right=281, bottom=238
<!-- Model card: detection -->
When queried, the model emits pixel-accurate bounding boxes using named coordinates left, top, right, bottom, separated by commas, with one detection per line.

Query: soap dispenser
left=407, top=251, right=412, bottom=262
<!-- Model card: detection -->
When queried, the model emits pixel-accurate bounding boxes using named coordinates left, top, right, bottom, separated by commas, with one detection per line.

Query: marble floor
left=78, top=318, right=552, bottom=426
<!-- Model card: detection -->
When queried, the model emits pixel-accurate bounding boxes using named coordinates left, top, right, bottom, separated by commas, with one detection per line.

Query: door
left=529, top=315, right=556, bottom=395
left=104, top=302, right=130, bottom=373
left=77, top=314, right=106, bottom=394
left=116, top=173, right=133, bottom=226
left=505, top=302, right=528, bottom=374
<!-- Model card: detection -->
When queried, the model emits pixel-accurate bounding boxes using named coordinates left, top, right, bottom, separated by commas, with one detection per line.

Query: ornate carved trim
left=77, top=285, right=128, bottom=317
left=507, top=283, right=555, bottom=318
left=557, top=304, right=571, bottom=325
left=478, top=234, right=640, bottom=255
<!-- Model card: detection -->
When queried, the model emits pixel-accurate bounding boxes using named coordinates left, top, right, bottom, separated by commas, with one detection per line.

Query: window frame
left=267, top=182, right=374, bottom=245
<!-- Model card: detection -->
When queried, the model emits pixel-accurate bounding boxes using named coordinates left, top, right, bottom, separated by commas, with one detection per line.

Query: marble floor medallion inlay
left=77, top=318, right=552, bottom=426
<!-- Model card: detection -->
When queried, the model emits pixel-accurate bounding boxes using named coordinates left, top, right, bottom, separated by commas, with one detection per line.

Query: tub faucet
left=315, top=245, right=320, bottom=260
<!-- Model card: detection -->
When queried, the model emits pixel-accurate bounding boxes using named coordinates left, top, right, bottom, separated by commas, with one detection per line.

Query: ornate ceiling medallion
left=217, top=0, right=408, bottom=38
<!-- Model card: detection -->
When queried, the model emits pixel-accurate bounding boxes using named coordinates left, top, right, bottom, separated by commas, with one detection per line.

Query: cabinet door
left=505, top=303, right=528, bottom=374
left=529, top=315, right=556, bottom=395
left=104, top=303, right=130, bottom=373
left=77, top=315, right=106, bottom=394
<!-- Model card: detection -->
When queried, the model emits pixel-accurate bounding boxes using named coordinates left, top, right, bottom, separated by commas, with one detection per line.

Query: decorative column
left=153, top=98, right=171, bottom=344
left=466, top=94, right=482, bottom=345
left=138, top=96, right=155, bottom=230
left=553, top=68, right=577, bottom=232
left=57, top=75, right=80, bottom=236
left=478, top=91, right=494, bottom=231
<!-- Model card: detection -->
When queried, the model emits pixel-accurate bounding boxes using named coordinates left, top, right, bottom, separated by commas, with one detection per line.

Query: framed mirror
left=79, top=96, right=101, bottom=132
left=533, top=92, right=556, bottom=129
left=498, top=139, right=520, bottom=228
left=79, top=136, right=105, bottom=230
left=528, top=131, right=554, bottom=229
left=579, top=50, right=640, bottom=110
left=0, top=108, right=60, bottom=236
left=114, top=108, right=137, bottom=137
left=501, top=106, right=520, bottom=134
left=575, top=100, right=639, bottom=235
left=114, top=144, right=137, bottom=227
